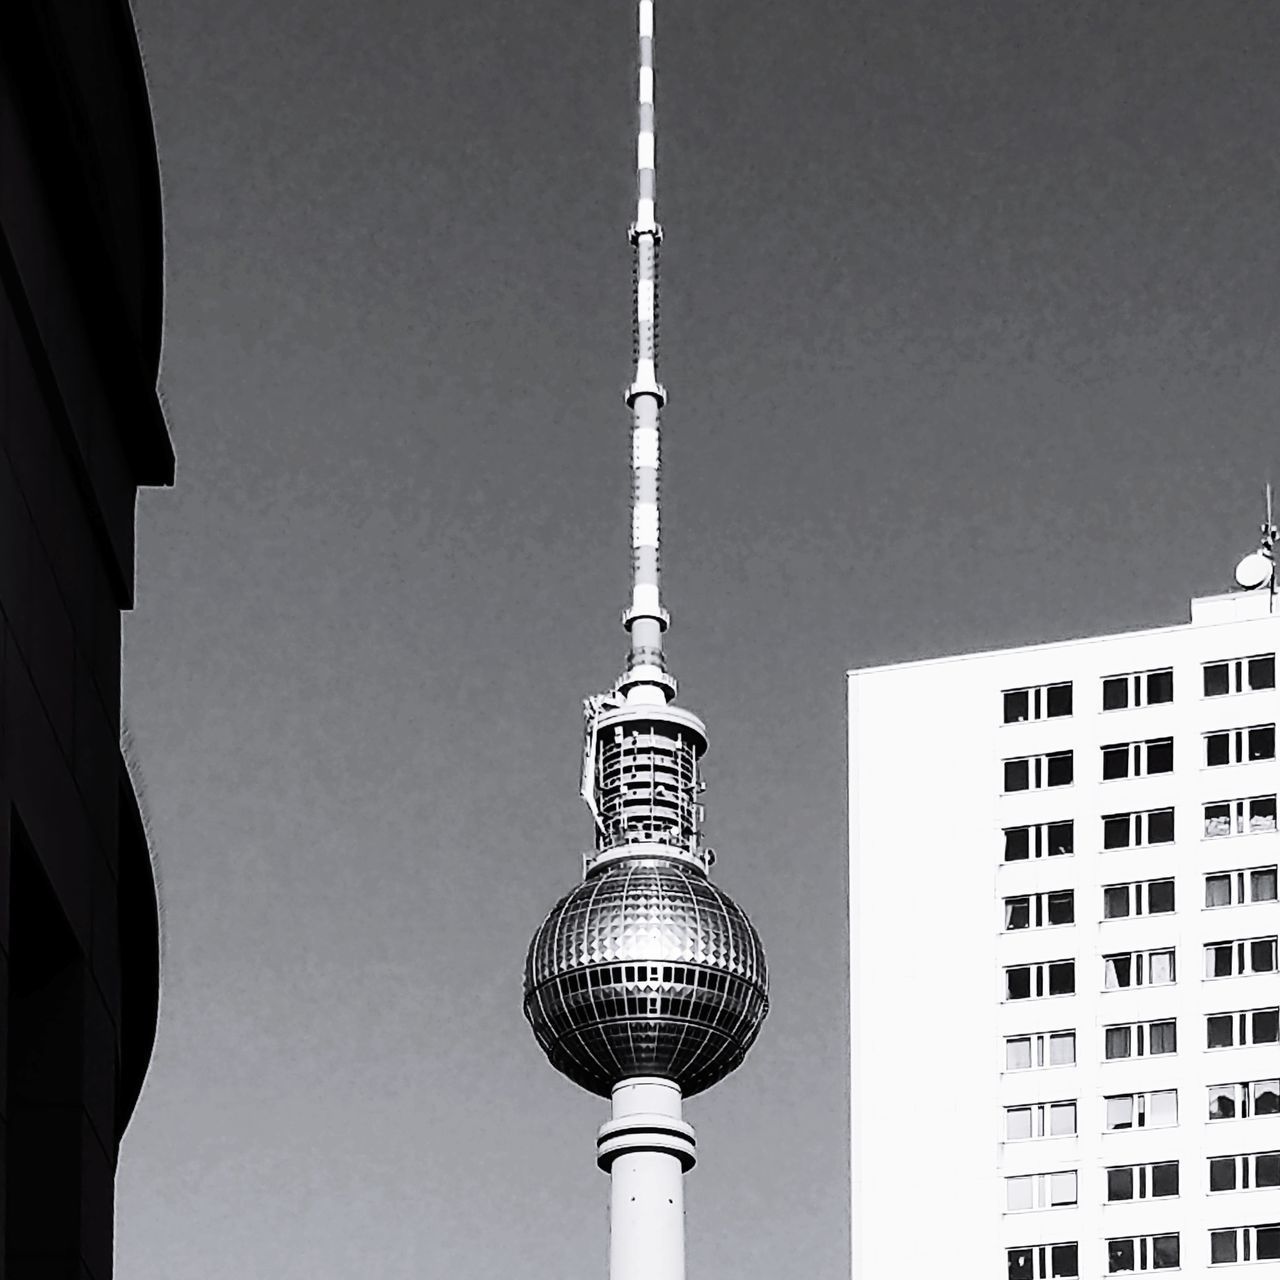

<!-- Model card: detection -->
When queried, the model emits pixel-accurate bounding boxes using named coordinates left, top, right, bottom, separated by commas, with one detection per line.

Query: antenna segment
left=623, top=0, right=672, bottom=703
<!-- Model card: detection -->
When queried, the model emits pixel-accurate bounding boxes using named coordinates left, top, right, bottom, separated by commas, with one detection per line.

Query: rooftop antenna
left=1233, top=482, right=1277, bottom=611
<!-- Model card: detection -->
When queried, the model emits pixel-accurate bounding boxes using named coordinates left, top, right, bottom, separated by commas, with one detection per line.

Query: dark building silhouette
left=0, top=0, right=173, bottom=1275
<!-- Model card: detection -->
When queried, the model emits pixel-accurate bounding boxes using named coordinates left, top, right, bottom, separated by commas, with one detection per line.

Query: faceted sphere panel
left=524, top=858, right=769, bottom=1097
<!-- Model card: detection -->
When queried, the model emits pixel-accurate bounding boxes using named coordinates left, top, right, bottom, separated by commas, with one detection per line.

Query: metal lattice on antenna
left=522, top=5, right=769, bottom=1278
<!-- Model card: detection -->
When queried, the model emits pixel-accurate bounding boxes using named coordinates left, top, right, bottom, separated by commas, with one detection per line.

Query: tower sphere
left=524, top=857, right=769, bottom=1098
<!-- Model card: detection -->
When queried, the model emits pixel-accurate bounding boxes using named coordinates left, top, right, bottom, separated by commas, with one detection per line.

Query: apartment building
left=849, top=590, right=1280, bottom=1279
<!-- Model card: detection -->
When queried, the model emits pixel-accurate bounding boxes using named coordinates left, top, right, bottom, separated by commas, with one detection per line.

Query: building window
left=1205, top=866, right=1278, bottom=908
left=1208, top=1079, right=1280, bottom=1121
left=1006, top=1030, right=1077, bottom=1071
left=1102, top=738, right=1173, bottom=780
left=1005, top=683, right=1074, bottom=724
left=1005, top=891, right=1075, bottom=930
left=1104, top=808, right=1175, bottom=850
left=1103, top=879, right=1175, bottom=919
left=1006, top=1100, right=1077, bottom=1140
left=1105, top=1090, right=1177, bottom=1131
left=1206, top=724, right=1277, bottom=767
left=1105, top=1020, right=1177, bottom=1060
left=1209, top=1225, right=1280, bottom=1265
left=1204, top=654, right=1276, bottom=698
left=1207, top=1008, right=1280, bottom=1050
left=1106, top=1162, right=1180, bottom=1202
left=1209, top=1152, right=1280, bottom=1193
left=1204, top=937, right=1278, bottom=979
left=1005, top=820, right=1075, bottom=861
left=1104, top=949, right=1176, bottom=989
left=1205, top=795, right=1278, bottom=838
left=1006, top=1170, right=1079, bottom=1212
left=1006, top=752, right=1074, bottom=792
left=1103, top=668, right=1174, bottom=711
left=1107, top=1234, right=1180, bottom=1273
left=1008, top=1243, right=1079, bottom=1280
left=1007, top=960, right=1076, bottom=1001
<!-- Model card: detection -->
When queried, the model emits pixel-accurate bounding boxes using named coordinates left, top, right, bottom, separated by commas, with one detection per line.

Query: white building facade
left=849, top=591, right=1280, bottom=1280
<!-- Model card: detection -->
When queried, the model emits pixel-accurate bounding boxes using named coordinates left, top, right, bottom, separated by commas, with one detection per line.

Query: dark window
left=1048, top=821, right=1074, bottom=856
left=1106, top=1027, right=1131, bottom=1060
left=1209, top=1157, right=1236, bottom=1192
left=1108, top=1239, right=1134, bottom=1274
left=1005, top=827, right=1030, bottom=861
left=1048, top=961, right=1074, bottom=996
left=1148, top=809, right=1175, bottom=843
left=1008, top=1249, right=1033, bottom=1280
left=1148, top=880, right=1175, bottom=914
left=1251, top=725, right=1276, bottom=759
left=1209, top=1087, right=1235, bottom=1120
left=1147, top=738, right=1174, bottom=773
left=1256, top=1081, right=1279, bottom=1115
left=1005, top=759, right=1030, bottom=792
left=1257, top=1153, right=1280, bottom=1187
left=1210, top=1231, right=1237, bottom=1265
left=1254, top=868, right=1278, bottom=901
left=1104, top=815, right=1131, bottom=849
left=1254, top=1009, right=1279, bottom=1043
left=1207, top=731, right=1231, bottom=767
left=1106, top=1167, right=1133, bottom=1201
left=1207, top=1015, right=1234, bottom=1049
left=1046, top=684, right=1072, bottom=718
left=1104, top=886, right=1129, bottom=919
left=1103, top=677, right=1128, bottom=710
left=1205, top=662, right=1230, bottom=696
left=1150, top=1021, right=1177, bottom=1055
left=1047, top=892, right=1074, bottom=925
left=1102, top=746, right=1130, bottom=780
left=1007, top=968, right=1031, bottom=1000
left=1106, top=955, right=1132, bottom=988
left=1004, top=690, right=1030, bottom=724
left=1250, top=654, right=1276, bottom=690
left=1148, top=669, right=1173, bottom=703
left=1046, top=752, right=1073, bottom=787
left=1259, top=1228, right=1280, bottom=1262
left=1052, top=1244, right=1078, bottom=1278
left=1152, top=1235, right=1179, bottom=1270
left=1208, top=944, right=1233, bottom=978
left=1252, top=938, right=1277, bottom=973
left=1005, top=898, right=1030, bottom=930
left=1150, top=1162, right=1178, bottom=1197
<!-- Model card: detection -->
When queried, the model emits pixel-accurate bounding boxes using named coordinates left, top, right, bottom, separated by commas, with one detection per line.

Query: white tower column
left=596, top=1077, right=696, bottom=1280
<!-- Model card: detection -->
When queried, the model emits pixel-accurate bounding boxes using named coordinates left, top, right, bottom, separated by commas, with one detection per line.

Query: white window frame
left=1206, top=1007, right=1280, bottom=1051
left=1006, top=959, right=1076, bottom=1001
left=1205, top=723, right=1277, bottom=768
left=1005, top=751, right=1074, bottom=793
left=1004, top=891, right=1075, bottom=931
left=1104, top=1019, right=1177, bottom=1061
left=1102, top=668, right=1174, bottom=711
left=1106, top=1233, right=1180, bottom=1274
left=1102, top=878, right=1175, bottom=920
left=1003, top=820, right=1075, bottom=862
left=1007, top=1243, right=1080, bottom=1280
left=1101, top=737, right=1174, bottom=781
left=1006, top=1030, right=1076, bottom=1071
left=1205, top=865, right=1279, bottom=908
left=1104, top=948, right=1176, bottom=989
left=1204, top=795, right=1278, bottom=838
left=1204, top=936, right=1278, bottom=980
left=1004, top=683, right=1073, bottom=724
left=1208, top=1079, right=1280, bottom=1122
left=1105, top=1161, right=1180, bottom=1202
left=1208, top=1151, right=1280, bottom=1195
left=1103, top=808, right=1175, bottom=850
left=1209, top=1224, right=1280, bottom=1266
left=1005, top=1170, right=1079, bottom=1212
left=1104, top=1089, right=1178, bottom=1131
left=1006, top=1100, right=1078, bottom=1141
left=1204, top=654, right=1277, bottom=698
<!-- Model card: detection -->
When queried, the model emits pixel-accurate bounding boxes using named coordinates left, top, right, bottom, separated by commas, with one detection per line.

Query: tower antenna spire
left=622, top=0, right=672, bottom=701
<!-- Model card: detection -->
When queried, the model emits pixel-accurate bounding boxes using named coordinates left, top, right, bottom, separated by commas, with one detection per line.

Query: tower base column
left=597, top=1077, right=696, bottom=1280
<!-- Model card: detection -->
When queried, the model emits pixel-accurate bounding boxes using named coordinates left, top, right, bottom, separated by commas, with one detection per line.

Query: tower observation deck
left=522, top=3, right=769, bottom=1277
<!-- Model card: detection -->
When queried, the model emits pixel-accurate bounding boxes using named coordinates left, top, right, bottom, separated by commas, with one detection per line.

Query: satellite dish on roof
left=1235, top=550, right=1273, bottom=590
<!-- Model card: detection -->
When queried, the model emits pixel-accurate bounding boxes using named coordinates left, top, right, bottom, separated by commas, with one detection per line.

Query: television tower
left=523, top=3, right=769, bottom=1278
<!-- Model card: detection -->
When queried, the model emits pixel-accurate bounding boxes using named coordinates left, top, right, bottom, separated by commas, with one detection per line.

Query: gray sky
left=118, top=1, right=1280, bottom=1276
